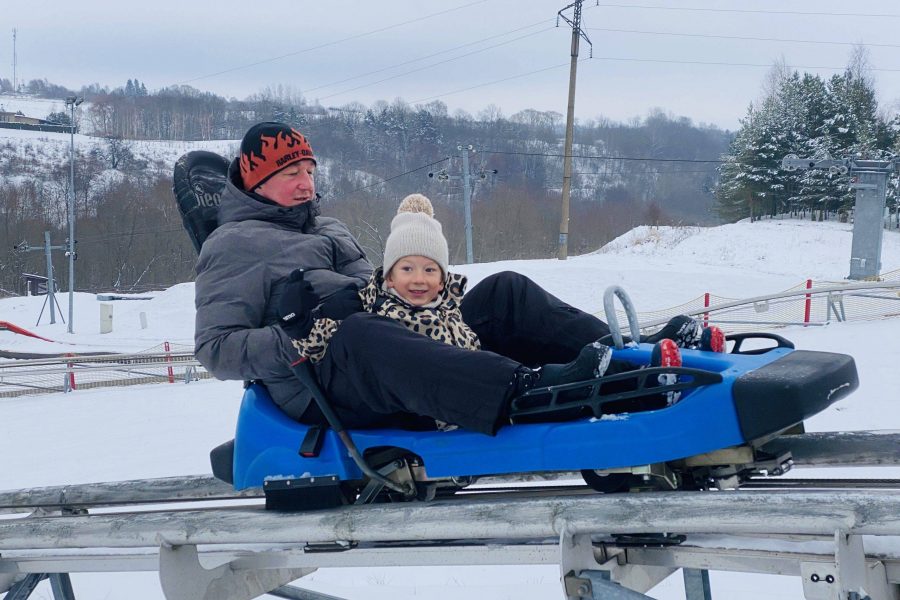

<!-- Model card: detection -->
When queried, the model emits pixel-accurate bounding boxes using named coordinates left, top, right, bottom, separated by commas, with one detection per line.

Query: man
left=194, top=122, right=371, bottom=420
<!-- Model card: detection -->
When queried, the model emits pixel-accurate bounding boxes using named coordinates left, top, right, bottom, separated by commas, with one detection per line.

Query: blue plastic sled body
left=229, top=342, right=858, bottom=490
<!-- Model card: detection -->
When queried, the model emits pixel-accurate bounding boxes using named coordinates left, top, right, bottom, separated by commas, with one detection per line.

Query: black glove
left=316, top=285, right=364, bottom=321
left=278, top=269, right=319, bottom=339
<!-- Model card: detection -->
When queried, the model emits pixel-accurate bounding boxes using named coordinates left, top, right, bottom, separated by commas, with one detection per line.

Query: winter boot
left=644, top=315, right=700, bottom=348
left=506, top=342, right=613, bottom=424
left=650, top=338, right=682, bottom=406
left=699, top=325, right=726, bottom=353
left=539, top=341, right=612, bottom=387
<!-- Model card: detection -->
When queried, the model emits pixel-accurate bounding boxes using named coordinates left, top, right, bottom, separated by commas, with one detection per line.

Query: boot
left=539, top=341, right=612, bottom=387
left=650, top=338, right=682, bottom=406
left=699, top=325, right=726, bottom=352
left=505, top=342, right=613, bottom=425
left=644, top=315, right=699, bottom=348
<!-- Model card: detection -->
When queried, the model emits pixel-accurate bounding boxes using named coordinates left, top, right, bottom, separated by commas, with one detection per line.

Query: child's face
left=385, top=256, right=444, bottom=306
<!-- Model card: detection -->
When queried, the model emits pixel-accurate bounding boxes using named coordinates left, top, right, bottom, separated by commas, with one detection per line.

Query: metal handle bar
left=603, top=286, right=641, bottom=350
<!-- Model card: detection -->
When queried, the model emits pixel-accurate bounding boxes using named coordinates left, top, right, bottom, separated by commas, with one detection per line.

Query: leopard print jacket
left=292, top=267, right=481, bottom=363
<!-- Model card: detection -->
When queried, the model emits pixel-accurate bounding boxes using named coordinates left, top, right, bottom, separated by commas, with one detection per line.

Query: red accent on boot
left=656, top=339, right=682, bottom=367
left=706, top=326, right=726, bottom=353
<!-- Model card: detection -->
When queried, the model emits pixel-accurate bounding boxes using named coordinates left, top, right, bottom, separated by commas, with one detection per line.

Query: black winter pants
left=460, top=271, right=611, bottom=365
left=313, top=271, right=611, bottom=435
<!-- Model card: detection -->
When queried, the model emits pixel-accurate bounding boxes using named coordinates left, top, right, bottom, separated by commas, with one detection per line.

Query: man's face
left=254, top=159, right=316, bottom=207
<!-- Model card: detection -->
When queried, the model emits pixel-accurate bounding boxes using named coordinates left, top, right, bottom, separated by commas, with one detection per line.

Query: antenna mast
left=12, top=28, right=17, bottom=92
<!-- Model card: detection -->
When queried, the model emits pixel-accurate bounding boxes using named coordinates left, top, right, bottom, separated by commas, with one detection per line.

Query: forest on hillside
left=715, top=52, right=900, bottom=221
left=0, top=77, right=730, bottom=295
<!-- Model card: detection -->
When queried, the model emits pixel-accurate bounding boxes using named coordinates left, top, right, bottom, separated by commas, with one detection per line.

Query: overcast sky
left=6, top=0, right=900, bottom=130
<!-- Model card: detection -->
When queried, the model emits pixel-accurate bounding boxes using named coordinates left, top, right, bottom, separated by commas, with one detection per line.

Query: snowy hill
left=2, top=218, right=900, bottom=600
left=2, top=218, right=898, bottom=356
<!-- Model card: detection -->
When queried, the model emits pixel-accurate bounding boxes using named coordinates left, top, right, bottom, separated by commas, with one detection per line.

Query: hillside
left=1, top=92, right=731, bottom=296
left=2, top=218, right=898, bottom=355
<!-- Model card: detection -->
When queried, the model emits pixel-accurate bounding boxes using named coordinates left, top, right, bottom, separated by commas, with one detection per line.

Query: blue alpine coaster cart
left=174, top=151, right=860, bottom=511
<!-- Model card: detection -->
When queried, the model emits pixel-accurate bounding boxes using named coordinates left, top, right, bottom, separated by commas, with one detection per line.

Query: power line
left=588, top=55, right=900, bottom=73
left=574, top=169, right=718, bottom=175
left=317, top=26, right=556, bottom=102
left=409, top=60, right=575, bottom=105
left=482, top=149, right=724, bottom=163
left=340, top=157, right=453, bottom=196
left=77, top=228, right=185, bottom=242
left=173, top=0, right=492, bottom=86
left=584, top=27, right=900, bottom=50
left=593, top=3, right=900, bottom=18
left=306, top=19, right=554, bottom=95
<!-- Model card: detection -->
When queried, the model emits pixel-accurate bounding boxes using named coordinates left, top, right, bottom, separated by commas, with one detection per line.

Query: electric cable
left=593, top=3, right=900, bottom=19
left=584, top=26, right=900, bottom=50
left=306, top=19, right=554, bottom=95
left=174, top=0, right=493, bottom=86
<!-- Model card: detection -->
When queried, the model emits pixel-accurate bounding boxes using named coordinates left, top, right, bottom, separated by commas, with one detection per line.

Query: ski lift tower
left=782, top=154, right=897, bottom=280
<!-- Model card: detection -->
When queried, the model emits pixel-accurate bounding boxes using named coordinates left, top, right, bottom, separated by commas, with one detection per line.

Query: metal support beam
left=48, top=573, right=76, bottom=600
left=1, top=573, right=75, bottom=600
left=565, top=570, right=658, bottom=599
left=3, top=574, right=44, bottom=600
left=559, top=530, right=676, bottom=599
left=683, top=568, right=712, bottom=600
left=267, top=584, right=347, bottom=600
left=158, top=543, right=314, bottom=600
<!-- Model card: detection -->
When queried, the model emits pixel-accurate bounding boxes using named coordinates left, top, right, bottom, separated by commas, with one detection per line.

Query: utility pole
left=556, top=0, right=593, bottom=260
left=429, top=145, right=497, bottom=264
left=65, top=96, right=83, bottom=333
left=460, top=146, right=474, bottom=264
left=11, top=28, right=17, bottom=92
left=13, top=232, right=66, bottom=326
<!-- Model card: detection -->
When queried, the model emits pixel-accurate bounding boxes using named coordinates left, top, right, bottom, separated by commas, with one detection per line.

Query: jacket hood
left=219, top=158, right=319, bottom=230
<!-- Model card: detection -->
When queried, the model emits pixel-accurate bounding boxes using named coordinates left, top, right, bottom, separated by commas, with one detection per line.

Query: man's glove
left=278, top=269, right=319, bottom=339
left=316, top=285, right=364, bottom=321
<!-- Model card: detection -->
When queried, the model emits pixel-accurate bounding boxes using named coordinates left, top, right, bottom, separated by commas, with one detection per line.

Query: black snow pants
left=312, top=271, right=612, bottom=435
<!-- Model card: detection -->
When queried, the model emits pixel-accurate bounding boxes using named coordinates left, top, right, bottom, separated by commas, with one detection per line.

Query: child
left=295, top=194, right=613, bottom=387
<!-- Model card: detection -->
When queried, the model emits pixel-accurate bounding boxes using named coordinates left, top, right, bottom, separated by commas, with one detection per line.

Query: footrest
left=510, top=367, right=723, bottom=423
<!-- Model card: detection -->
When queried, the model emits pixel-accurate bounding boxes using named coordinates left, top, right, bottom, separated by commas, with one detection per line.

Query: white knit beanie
left=383, top=194, right=449, bottom=276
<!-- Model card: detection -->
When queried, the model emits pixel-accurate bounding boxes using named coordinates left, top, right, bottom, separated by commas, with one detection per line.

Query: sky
left=5, top=1, right=900, bottom=131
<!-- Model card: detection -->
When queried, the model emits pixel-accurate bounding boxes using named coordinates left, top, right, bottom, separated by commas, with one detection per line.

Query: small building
left=0, top=110, right=74, bottom=133
left=0, top=110, right=47, bottom=125
left=21, top=273, right=49, bottom=296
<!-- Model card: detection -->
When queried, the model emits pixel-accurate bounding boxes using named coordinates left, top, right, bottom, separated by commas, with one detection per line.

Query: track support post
left=2, top=573, right=75, bottom=600
left=559, top=529, right=675, bottom=600
left=158, top=543, right=315, bottom=600
left=801, top=531, right=898, bottom=600
left=683, top=568, right=712, bottom=600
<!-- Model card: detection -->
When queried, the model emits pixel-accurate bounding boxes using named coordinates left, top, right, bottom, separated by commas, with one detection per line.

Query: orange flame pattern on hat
left=240, top=128, right=315, bottom=191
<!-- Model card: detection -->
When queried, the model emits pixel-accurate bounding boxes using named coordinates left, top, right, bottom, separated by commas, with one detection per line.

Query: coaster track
left=2, top=431, right=900, bottom=599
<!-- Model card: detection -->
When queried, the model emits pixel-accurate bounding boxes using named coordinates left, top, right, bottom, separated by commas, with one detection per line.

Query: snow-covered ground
left=2, top=219, right=900, bottom=599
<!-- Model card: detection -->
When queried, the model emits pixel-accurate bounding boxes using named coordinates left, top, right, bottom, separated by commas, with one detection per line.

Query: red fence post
left=164, top=341, right=175, bottom=384
left=804, top=279, right=812, bottom=326
left=703, top=293, right=710, bottom=328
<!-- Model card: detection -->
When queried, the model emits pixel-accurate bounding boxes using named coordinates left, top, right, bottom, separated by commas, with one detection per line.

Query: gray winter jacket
left=194, top=160, right=372, bottom=419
